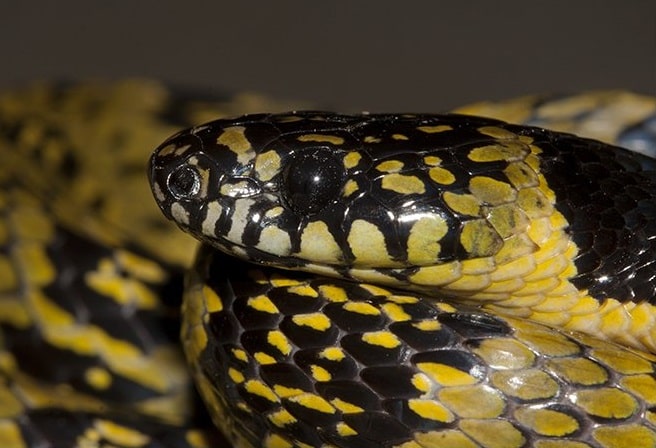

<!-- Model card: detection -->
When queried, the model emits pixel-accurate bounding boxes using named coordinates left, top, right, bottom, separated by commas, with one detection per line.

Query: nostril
left=168, top=164, right=202, bottom=200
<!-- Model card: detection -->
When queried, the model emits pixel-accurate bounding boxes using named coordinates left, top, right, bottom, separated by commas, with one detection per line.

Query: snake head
left=148, top=112, right=356, bottom=268
left=149, top=111, right=552, bottom=287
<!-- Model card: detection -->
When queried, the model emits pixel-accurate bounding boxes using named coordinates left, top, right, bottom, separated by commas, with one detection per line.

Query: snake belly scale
left=148, top=110, right=656, bottom=447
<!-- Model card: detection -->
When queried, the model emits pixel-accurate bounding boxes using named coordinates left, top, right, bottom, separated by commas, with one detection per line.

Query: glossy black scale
left=512, top=127, right=656, bottom=303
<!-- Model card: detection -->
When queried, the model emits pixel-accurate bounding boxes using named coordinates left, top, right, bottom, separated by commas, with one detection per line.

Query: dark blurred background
left=1, top=1, right=654, bottom=111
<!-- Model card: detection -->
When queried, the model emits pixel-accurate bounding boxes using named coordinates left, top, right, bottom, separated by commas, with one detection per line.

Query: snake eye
left=168, top=164, right=201, bottom=200
left=282, top=148, right=345, bottom=215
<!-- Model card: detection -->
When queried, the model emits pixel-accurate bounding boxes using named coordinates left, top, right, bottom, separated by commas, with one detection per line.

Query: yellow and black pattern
left=0, top=80, right=302, bottom=447
left=182, top=247, right=656, bottom=448
left=149, top=111, right=656, bottom=352
left=2, top=81, right=656, bottom=447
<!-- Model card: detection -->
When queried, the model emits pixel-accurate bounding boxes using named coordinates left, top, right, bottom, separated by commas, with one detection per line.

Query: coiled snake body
left=2, top=81, right=656, bottom=448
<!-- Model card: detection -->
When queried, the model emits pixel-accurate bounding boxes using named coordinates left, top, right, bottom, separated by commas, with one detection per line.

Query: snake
left=1, top=81, right=656, bottom=448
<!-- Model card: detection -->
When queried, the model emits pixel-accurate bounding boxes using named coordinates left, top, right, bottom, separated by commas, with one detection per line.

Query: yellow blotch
left=423, top=156, right=442, bottom=166
left=392, top=134, right=409, bottom=140
left=514, top=407, right=579, bottom=437
left=273, top=385, right=305, bottom=398
left=486, top=204, right=529, bottom=239
left=310, top=365, right=332, bottom=382
left=413, top=320, right=441, bottom=331
left=254, top=150, right=282, bottom=182
left=411, top=373, right=432, bottom=393
left=376, top=160, right=404, bottom=172
left=381, top=303, right=411, bottom=321
left=318, top=285, right=348, bottom=303
left=364, top=136, right=381, bottom=143
left=331, top=398, right=364, bottom=413
left=95, top=419, right=150, bottom=446
left=228, top=367, right=245, bottom=384
left=85, top=367, right=113, bottom=390
left=428, top=166, right=456, bottom=185
left=336, top=423, right=358, bottom=436
left=248, top=295, right=279, bottom=314
left=343, top=301, right=380, bottom=315
left=257, top=226, right=292, bottom=257
left=86, top=258, right=158, bottom=308
left=442, top=191, right=481, bottom=216
left=476, top=126, right=519, bottom=140
left=292, top=313, right=332, bottom=331
left=417, top=362, right=479, bottom=386
left=408, top=399, right=454, bottom=422
left=407, top=215, right=448, bottom=264
left=298, top=221, right=341, bottom=263
left=467, top=143, right=525, bottom=163
left=268, top=409, right=297, bottom=427
left=418, top=125, right=452, bottom=134
left=267, top=331, right=292, bottom=356
left=231, top=348, right=249, bottom=362
left=287, top=285, right=318, bottom=297
left=297, top=134, right=345, bottom=145
left=361, top=331, right=401, bottom=349
left=186, top=324, right=209, bottom=362
left=387, top=295, right=419, bottom=304
left=503, top=161, right=538, bottom=189
left=347, top=220, right=393, bottom=266
left=319, top=347, right=345, bottom=361
left=343, top=152, right=362, bottom=169
left=254, top=352, right=277, bottom=365
left=202, top=285, right=223, bottom=313
left=358, top=284, right=392, bottom=296
left=460, top=220, right=502, bottom=257
left=517, top=188, right=554, bottom=219
left=381, top=174, right=426, bottom=195
left=216, top=126, right=252, bottom=164
left=288, top=393, right=336, bottom=414
left=469, top=176, right=516, bottom=205
left=116, top=250, right=167, bottom=283
left=244, top=380, right=279, bottom=403
left=342, top=179, right=359, bottom=197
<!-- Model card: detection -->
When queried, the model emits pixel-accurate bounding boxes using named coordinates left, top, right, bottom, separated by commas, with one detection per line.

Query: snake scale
left=1, top=80, right=656, bottom=448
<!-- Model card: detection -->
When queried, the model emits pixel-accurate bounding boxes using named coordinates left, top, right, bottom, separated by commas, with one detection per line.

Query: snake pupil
left=282, top=149, right=345, bottom=215
left=167, top=164, right=201, bottom=199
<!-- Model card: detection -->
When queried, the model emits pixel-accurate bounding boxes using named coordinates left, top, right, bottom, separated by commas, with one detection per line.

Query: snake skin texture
left=1, top=81, right=655, bottom=447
